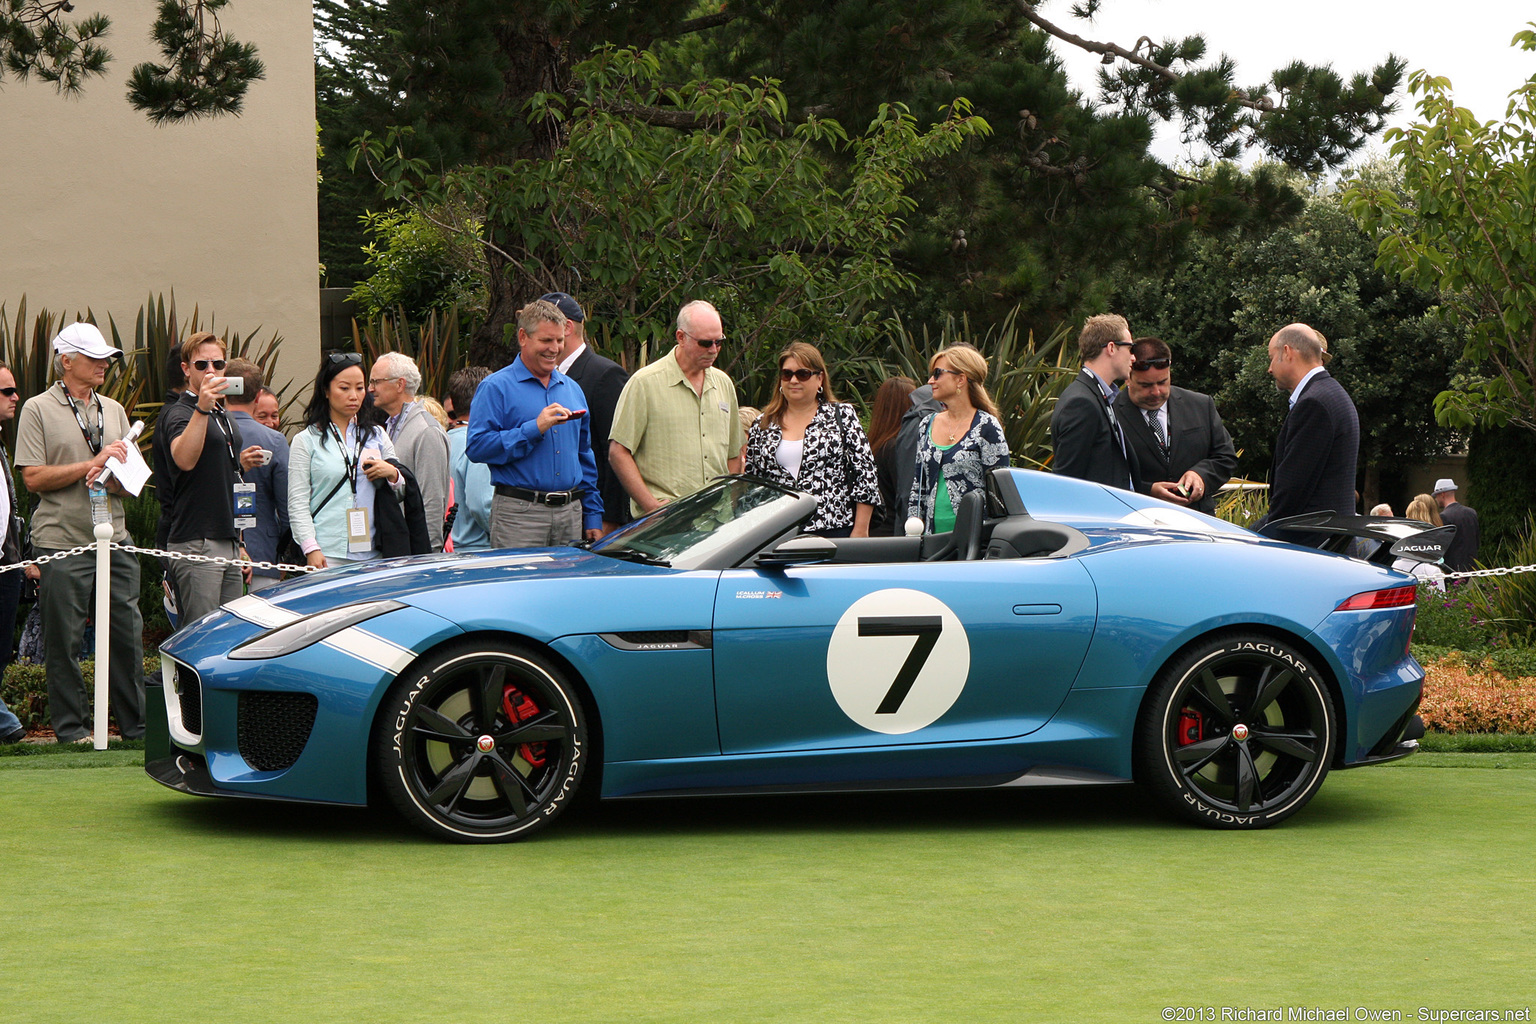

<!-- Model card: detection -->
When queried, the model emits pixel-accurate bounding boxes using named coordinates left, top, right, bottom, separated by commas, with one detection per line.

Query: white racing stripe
left=224, top=594, right=415, bottom=674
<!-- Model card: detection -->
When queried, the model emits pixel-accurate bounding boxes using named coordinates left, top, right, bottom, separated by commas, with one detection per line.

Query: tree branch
left=1014, top=1, right=1272, bottom=113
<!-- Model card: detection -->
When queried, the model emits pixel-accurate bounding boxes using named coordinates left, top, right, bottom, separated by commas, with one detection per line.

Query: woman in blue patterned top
left=908, top=345, right=1010, bottom=534
left=744, top=342, right=881, bottom=537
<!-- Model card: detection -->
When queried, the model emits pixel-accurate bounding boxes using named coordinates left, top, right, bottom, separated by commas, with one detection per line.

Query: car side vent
left=237, top=692, right=319, bottom=772
left=601, top=630, right=712, bottom=651
left=174, top=665, right=203, bottom=736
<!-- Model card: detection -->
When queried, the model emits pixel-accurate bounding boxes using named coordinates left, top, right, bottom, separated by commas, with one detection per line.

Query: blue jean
left=0, top=569, right=24, bottom=736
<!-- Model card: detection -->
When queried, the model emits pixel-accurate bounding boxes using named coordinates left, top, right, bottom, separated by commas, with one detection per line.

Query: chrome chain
left=0, top=543, right=316, bottom=576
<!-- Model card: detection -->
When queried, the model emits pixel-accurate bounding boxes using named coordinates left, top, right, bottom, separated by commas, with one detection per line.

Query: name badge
left=346, top=506, right=372, bottom=554
left=233, top=482, right=257, bottom=530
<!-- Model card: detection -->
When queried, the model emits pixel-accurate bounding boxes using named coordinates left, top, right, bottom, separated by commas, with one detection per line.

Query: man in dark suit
left=1433, top=477, right=1480, bottom=572
left=1050, top=313, right=1138, bottom=489
left=1114, top=337, right=1236, bottom=515
left=1255, top=322, right=1360, bottom=546
left=542, top=292, right=631, bottom=534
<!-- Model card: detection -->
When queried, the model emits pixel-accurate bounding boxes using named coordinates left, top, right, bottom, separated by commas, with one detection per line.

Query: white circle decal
left=826, top=589, right=969, bottom=734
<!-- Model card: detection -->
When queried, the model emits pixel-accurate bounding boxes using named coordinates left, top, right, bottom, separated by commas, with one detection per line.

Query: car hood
left=242, top=547, right=664, bottom=617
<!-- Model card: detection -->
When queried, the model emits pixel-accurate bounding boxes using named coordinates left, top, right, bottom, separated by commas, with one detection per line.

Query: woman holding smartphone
left=288, top=352, right=403, bottom=568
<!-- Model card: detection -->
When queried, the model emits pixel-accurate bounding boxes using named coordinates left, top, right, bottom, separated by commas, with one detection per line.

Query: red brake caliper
left=1177, top=708, right=1204, bottom=746
left=502, top=687, right=549, bottom=767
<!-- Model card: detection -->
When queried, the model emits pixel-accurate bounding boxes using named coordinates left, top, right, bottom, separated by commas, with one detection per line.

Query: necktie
left=1146, top=409, right=1168, bottom=454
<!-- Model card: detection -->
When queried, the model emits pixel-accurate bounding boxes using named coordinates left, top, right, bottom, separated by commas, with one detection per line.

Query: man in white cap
left=15, top=322, right=146, bottom=743
left=1433, top=478, right=1479, bottom=573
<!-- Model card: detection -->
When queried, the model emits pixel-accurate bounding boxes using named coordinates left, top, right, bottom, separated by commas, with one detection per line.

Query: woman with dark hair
left=288, top=351, right=403, bottom=569
left=867, top=376, right=916, bottom=535
left=908, top=344, right=1010, bottom=534
left=744, top=341, right=881, bottom=538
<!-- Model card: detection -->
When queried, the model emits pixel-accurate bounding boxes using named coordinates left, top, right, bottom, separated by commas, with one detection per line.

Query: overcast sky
left=1048, top=0, right=1536, bottom=167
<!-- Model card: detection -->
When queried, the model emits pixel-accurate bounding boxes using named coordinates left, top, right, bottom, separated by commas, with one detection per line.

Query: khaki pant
left=489, top=496, right=582, bottom=549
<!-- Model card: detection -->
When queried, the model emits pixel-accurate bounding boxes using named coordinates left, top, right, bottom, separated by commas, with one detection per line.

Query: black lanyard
left=60, top=382, right=104, bottom=456
left=190, top=393, right=240, bottom=474
left=328, top=422, right=365, bottom=498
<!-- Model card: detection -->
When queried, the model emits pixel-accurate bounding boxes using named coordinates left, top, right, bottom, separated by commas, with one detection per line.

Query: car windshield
left=592, top=478, right=807, bottom=570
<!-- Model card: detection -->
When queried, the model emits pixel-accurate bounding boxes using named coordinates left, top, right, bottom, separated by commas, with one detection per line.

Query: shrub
left=1418, top=657, right=1536, bottom=734
left=1412, top=586, right=1498, bottom=649
left=1463, top=513, right=1536, bottom=645
left=1, top=659, right=161, bottom=733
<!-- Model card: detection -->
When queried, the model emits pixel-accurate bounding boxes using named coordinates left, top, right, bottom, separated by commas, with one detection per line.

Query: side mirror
left=756, top=535, right=837, bottom=567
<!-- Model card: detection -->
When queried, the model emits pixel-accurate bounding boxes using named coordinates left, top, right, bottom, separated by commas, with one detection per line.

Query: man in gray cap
left=1433, top=478, right=1479, bottom=573
left=15, top=323, right=145, bottom=742
left=541, top=291, right=631, bottom=534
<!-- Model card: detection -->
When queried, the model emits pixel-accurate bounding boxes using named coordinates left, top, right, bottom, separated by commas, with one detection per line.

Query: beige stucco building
left=0, top=0, right=318, bottom=391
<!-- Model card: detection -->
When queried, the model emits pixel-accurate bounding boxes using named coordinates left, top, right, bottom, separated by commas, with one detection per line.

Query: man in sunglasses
left=0, top=362, right=34, bottom=743
left=154, top=332, right=268, bottom=624
left=1050, top=313, right=1138, bottom=490
left=609, top=300, right=743, bottom=516
left=16, top=323, right=145, bottom=742
left=1113, top=337, right=1236, bottom=514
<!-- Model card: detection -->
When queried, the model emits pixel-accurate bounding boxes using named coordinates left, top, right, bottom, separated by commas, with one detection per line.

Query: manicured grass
left=3, top=760, right=1534, bottom=1022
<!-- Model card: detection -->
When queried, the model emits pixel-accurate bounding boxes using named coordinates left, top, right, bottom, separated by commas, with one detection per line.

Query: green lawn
left=4, top=757, right=1533, bottom=1023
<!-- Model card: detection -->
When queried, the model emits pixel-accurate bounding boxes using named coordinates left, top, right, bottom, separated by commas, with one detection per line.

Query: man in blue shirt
left=445, top=365, right=494, bottom=552
left=466, top=299, right=602, bottom=548
left=222, top=358, right=290, bottom=589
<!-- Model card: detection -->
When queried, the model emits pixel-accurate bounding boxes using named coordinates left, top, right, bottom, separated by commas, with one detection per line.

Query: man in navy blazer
left=1113, top=337, right=1236, bottom=514
left=1050, top=313, right=1138, bottom=489
left=542, top=292, right=632, bottom=534
left=1255, top=322, right=1359, bottom=546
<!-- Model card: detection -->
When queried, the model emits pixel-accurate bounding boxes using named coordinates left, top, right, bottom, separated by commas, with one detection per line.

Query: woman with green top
left=907, top=345, right=1010, bottom=534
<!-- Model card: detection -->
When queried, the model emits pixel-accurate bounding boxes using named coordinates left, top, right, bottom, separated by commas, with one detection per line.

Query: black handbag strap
left=311, top=477, right=347, bottom=519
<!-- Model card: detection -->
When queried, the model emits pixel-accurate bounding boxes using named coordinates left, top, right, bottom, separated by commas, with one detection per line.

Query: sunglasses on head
left=192, top=358, right=227, bottom=372
left=327, top=352, right=364, bottom=367
left=1132, top=357, right=1171, bottom=371
left=779, top=368, right=820, bottom=382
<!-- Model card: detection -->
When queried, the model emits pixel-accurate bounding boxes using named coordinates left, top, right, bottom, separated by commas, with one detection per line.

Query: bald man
left=1254, top=323, right=1359, bottom=546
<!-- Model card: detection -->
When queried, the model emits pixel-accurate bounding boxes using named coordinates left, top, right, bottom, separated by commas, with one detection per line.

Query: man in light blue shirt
left=466, top=299, right=602, bottom=548
left=445, top=365, right=494, bottom=552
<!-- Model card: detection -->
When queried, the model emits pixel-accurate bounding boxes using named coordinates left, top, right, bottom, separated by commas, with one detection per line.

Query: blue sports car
left=149, top=470, right=1434, bottom=841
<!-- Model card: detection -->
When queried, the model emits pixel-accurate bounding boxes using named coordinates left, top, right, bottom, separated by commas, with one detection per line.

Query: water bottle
left=89, top=480, right=110, bottom=526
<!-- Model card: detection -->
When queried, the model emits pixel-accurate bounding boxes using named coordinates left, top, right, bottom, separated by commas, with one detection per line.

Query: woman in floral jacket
left=908, top=345, right=1010, bottom=534
left=744, top=342, right=881, bottom=537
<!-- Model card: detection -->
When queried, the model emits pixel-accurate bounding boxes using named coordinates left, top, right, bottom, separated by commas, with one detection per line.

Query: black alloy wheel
left=1135, top=632, right=1337, bottom=829
left=375, top=643, right=589, bottom=842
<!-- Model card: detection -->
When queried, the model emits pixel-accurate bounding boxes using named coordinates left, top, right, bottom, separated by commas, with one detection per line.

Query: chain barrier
left=0, top=543, right=317, bottom=578
left=1419, top=563, right=1536, bottom=585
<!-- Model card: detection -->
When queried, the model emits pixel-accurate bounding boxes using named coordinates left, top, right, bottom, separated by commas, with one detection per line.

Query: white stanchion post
left=93, top=521, right=113, bottom=750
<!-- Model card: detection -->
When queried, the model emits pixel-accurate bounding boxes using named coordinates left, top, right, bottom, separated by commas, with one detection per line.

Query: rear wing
left=1263, top=512, right=1455, bottom=566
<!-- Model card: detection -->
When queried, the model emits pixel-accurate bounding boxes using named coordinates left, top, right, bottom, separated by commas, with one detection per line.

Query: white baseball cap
left=52, top=322, right=122, bottom=360
left=1432, top=478, right=1457, bottom=495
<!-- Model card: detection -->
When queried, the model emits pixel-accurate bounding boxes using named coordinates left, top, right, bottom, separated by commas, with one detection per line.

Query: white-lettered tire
left=375, top=642, right=589, bottom=843
left=1135, top=632, right=1336, bottom=829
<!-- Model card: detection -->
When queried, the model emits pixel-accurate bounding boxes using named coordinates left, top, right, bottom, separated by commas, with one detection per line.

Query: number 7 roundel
left=826, top=589, right=970, bottom=734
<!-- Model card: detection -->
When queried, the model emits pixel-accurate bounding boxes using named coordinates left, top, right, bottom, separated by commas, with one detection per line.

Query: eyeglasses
left=327, top=352, right=363, bottom=367
left=192, top=358, right=227, bottom=371
left=1131, top=357, right=1171, bottom=371
left=0, top=387, right=17, bottom=398
left=685, top=332, right=725, bottom=350
left=779, top=368, right=821, bottom=382
left=929, top=367, right=966, bottom=381
left=369, top=377, right=399, bottom=387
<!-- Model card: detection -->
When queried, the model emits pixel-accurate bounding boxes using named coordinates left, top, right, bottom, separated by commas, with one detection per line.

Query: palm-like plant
left=876, top=307, right=1075, bottom=469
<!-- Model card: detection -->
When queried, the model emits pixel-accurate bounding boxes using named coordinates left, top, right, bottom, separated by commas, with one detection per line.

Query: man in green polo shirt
left=609, top=300, right=744, bottom=516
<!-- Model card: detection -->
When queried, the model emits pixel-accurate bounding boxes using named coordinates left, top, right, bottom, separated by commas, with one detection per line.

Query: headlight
left=229, top=600, right=406, bottom=660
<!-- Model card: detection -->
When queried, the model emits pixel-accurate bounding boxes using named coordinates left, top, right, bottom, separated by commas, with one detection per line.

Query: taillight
left=1335, top=585, right=1418, bottom=611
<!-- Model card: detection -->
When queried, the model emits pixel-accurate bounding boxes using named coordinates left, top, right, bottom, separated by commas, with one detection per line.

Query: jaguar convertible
left=148, top=469, right=1435, bottom=841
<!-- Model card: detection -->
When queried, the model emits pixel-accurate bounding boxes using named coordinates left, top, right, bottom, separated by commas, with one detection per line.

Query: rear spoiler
left=1263, top=512, right=1456, bottom=566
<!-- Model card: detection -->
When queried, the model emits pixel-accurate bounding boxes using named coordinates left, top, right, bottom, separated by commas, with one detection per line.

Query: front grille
left=237, top=692, right=319, bottom=772
left=174, top=666, right=203, bottom=735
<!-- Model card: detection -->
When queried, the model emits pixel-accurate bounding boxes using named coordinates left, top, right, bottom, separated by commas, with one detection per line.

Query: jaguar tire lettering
left=1135, top=632, right=1337, bottom=830
left=374, top=643, right=589, bottom=843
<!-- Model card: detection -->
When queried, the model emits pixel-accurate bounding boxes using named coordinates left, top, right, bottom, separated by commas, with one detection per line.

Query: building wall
left=0, top=0, right=318, bottom=393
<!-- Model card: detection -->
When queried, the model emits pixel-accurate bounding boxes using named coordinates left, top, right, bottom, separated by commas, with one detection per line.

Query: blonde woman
left=907, top=345, right=1010, bottom=533
left=1395, top=493, right=1447, bottom=589
left=744, top=343, right=880, bottom=537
